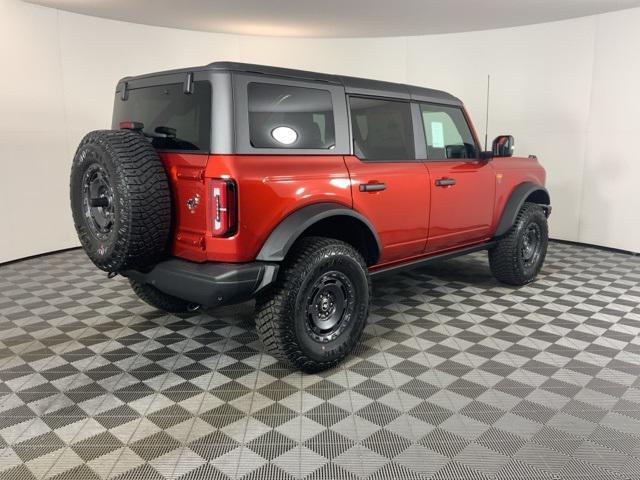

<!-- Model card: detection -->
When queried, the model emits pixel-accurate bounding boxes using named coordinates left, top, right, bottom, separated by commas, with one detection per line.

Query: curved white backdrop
left=1, top=0, right=639, bottom=263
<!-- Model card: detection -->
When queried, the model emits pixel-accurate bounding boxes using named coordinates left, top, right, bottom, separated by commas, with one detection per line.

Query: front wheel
left=255, top=237, right=371, bottom=372
left=489, top=202, right=548, bottom=286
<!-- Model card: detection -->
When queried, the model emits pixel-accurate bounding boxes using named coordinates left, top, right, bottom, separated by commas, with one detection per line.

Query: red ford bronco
left=70, top=62, right=550, bottom=372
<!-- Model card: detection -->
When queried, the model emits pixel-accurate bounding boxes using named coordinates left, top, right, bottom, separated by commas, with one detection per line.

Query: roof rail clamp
left=184, top=72, right=194, bottom=94
left=121, top=81, right=129, bottom=101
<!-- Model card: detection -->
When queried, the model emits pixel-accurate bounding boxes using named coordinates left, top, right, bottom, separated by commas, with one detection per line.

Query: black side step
left=370, top=241, right=496, bottom=278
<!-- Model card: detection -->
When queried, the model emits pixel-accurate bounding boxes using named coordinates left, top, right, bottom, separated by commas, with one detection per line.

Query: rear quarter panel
left=204, top=154, right=352, bottom=262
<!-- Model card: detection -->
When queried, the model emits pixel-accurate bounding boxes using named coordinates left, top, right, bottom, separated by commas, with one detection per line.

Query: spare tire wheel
left=70, top=129, right=171, bottom=273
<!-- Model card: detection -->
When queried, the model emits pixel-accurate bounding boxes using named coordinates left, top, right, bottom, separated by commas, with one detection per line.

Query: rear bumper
left=123, top=259, right=279, bottom=307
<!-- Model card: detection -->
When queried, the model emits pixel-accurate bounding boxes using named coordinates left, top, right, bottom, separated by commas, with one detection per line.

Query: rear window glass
left=247, top=82, right=336, bottom=149
left=349, top=96, right=414, bottom=161
left=112, top=82, right=211, bottom=152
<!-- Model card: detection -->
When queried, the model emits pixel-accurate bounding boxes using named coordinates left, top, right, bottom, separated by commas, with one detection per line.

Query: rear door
left=418, top=103, right=495, bottom=252
left=344, top=96, right=430, bottom=263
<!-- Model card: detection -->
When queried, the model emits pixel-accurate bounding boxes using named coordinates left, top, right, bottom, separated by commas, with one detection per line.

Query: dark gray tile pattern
left=0, top=242, right=639, bottom=479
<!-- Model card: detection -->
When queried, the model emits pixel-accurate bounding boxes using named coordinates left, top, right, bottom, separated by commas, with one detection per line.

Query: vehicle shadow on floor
left=178, top=253, right=502, bottom=323
left=372, top=252, right=498, bottom=290
left=142, top=250, right=543, bottom=332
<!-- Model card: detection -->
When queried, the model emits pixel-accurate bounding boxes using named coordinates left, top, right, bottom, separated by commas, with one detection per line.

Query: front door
left=418, top=103, right=495, bottom=252
left=345, top=96, right=430, bottom=263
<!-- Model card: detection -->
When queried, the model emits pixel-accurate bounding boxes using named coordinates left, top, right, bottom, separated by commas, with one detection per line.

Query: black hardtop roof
left=119, top=61, right=462, bottom=106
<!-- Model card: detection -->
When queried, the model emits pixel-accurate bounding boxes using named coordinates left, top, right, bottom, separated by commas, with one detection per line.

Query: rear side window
left=349, top=97, right=414, bottom=161
left=248, top=82, right=336, bottom=149
left=420, top=104, right=477, bottom=160
left=112, top=82, right=211, bottom=152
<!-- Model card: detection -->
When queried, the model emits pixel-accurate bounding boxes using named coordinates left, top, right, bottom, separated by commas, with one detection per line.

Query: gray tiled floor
left=1, top=242, right=639, bottom=479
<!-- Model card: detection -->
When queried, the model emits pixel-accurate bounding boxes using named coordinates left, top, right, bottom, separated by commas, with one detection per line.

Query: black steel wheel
left=81, top=163, right=115, bottom=241
left=489, top=202, right=548, bottom=286
left=255, top=236, right=371, bottom=372
left=305, top=271, right=356, bottom=343
left=521, top=222, right=543, bottom=267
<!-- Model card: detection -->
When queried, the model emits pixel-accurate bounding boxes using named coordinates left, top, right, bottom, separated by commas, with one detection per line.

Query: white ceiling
left=25, top=0, right=640, bottom=38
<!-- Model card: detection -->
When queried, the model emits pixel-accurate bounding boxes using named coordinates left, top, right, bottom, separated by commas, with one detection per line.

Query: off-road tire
left=489, top=202, right=548, bottom=285
left=255, top=237, right=371, bottom=372
left=129, top=279, right=193, bottom=314
left=70, top=130, right=171, bottom=273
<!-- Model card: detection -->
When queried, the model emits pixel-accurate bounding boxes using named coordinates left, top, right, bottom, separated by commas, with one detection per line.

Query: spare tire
left=70, top=130, right=171, bottom=273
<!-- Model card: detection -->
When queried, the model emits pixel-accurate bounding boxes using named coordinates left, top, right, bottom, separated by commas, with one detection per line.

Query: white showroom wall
left=1, top=0, right=639, bottom=262
left=581, top=11, right=640, bottom=253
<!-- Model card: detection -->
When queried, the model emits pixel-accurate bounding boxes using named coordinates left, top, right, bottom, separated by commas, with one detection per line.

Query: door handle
left=435, top=177, right=456, bottom=187
left=359, top=182, right=386, bottom=192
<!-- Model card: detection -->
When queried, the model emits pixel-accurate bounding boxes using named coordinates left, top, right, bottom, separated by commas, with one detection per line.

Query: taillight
left=209, top=179, right=237, bottom=237
left=118, top=120, right=144, bottom=131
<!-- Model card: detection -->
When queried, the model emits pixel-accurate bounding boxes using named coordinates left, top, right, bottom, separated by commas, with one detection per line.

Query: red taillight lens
left=209, top=179, right=237, bottom=237
left=118, top=120, right=144, bottom=131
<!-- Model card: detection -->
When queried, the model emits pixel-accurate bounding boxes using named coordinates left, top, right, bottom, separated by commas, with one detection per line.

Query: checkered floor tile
left=1, top=242, right=640, bottom=479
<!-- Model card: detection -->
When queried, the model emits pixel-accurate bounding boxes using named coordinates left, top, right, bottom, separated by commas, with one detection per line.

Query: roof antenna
left=484, top=74, right=491, bottom=151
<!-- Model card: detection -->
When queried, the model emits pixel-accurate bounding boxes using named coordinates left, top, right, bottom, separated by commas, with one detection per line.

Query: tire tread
left=70, top=130, right=171, bottom=272
left=489, top=202, right=548, bottom=285
left=255, top=236, right=371, bottom=372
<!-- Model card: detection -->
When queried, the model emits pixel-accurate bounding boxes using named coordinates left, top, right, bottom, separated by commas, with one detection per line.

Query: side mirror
left=492, top=135, right=515, bottom=157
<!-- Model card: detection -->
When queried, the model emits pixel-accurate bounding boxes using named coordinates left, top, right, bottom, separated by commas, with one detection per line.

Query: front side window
left=248, top=82, right=335, bottom=149
left=420, top=104, right=477, bottom=160
left=349, top=96, right=414, bottom=161
left=112, top=82, right=211, bottom=152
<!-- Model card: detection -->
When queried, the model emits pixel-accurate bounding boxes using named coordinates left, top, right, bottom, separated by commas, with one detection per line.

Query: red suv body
left=71, top=62, right=550, bottom=371
left=158, top=140, right=545, bottom=268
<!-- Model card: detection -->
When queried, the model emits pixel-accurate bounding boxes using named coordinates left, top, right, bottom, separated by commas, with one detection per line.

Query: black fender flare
left=256, top=202, right=381, bottom=262
left=494, top=182, right=551, bottom=237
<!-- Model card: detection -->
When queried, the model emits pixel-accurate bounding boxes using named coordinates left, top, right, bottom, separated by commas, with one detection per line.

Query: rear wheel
left=255, top=237, right=370, bottom=372
left=489, top=202, right=548, bottom=285
left=129, top=280, right=194, bottom=314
